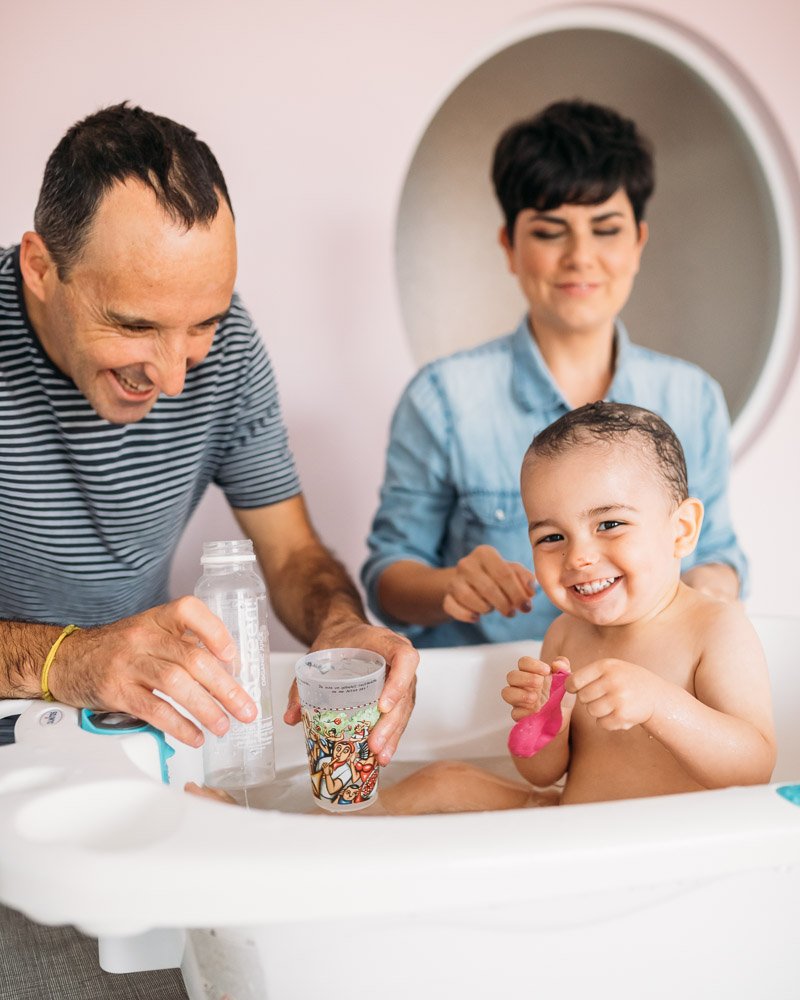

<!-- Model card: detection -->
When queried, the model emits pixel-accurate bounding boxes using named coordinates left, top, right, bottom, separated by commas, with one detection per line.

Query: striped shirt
left=0, top=245, right=301, bottom=626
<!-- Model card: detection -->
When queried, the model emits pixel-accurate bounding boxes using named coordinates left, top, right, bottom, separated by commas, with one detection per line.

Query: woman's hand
left=442, top=545, right=535, bottom=623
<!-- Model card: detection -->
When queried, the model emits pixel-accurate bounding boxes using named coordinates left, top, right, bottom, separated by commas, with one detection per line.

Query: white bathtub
left=1, top=614, right=800, bottom=1000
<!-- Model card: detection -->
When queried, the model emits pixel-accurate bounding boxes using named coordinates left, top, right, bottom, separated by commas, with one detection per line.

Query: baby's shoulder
left=679, top=589, right=762, bottom=659
left=541, top=613, right=572, bottom=656
left=543, top=612, right=600, bottom=665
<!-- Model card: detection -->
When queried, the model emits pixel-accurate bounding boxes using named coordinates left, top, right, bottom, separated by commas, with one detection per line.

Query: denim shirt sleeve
left=682, top=378, right=749, bottom=595
left=361, top=366, right=456, bottom=626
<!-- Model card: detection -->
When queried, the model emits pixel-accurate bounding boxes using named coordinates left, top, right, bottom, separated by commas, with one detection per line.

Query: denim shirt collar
left=510, top=315, right=633, bottom=412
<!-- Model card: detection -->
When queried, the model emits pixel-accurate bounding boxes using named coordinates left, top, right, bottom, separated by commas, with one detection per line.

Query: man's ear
left=19, top=231, right=55, bottom=303
left=673, top=497, right=704, bottom=558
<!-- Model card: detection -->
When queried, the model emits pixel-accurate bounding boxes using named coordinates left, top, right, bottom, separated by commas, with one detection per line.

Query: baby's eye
left=535, top=532, right=564, bottom=545
left=597, top=520, right=624, bottom=532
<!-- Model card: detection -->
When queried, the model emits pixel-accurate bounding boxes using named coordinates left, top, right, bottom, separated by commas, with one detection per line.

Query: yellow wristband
left=41, top=624, right=80, bottom=702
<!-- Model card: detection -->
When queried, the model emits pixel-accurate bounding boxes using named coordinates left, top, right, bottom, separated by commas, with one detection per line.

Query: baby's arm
left=502, top=624, right=574, bottom=787
left=569, top=606, right=776, bottom=788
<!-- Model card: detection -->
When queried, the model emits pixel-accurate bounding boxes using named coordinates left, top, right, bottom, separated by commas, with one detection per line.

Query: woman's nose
left=562, top=231, right=595, bottom=268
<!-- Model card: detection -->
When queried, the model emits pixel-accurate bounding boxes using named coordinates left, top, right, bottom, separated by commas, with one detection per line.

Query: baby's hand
left=502, top=655, right=571, bottom=723
left=567, top=658, right=662, bottom=731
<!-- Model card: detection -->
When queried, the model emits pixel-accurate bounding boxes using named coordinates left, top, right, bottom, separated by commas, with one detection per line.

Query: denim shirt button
left=494, top=508, right=506, bottom=521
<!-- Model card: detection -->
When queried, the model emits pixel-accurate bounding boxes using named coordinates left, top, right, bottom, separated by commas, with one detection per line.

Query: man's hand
left=48, top=597, right=257, bottom=747
left=442, top=545, right=535, bottom=623
left=283, top=619, right=419, bottom=767
left=567, top=658, right=665, bottom=731
left=502, top=655, right=572, bottom=723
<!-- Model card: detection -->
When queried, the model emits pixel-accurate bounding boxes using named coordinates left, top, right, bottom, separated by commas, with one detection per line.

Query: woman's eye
left=598, top=520, right=624, bottom=532
left=594, top=228, right=622, bottom=237
left=531, top=230, right=563, bottom=240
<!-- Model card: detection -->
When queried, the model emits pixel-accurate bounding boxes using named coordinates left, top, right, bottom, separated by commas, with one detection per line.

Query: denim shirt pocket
left=451, top=491, right=530, bottom=565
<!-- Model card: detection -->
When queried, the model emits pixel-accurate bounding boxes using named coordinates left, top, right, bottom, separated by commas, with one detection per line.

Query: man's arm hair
left=0, top=621, right=63, bottom=698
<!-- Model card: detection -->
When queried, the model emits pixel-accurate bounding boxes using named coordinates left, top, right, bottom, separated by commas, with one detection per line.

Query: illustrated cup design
left=295, top=648, right=385, bottom=812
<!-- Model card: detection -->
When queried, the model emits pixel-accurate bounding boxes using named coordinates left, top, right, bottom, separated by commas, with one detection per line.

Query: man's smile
left=111, top=368, right=155, bottom=397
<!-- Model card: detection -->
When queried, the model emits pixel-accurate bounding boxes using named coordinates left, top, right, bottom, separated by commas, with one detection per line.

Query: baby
left=378, top=402, right=776, bottom=814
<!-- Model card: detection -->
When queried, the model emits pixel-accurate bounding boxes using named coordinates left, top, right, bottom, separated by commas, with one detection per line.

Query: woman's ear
left=673, top=497, right=704, bottom=558
left=498, top=224, right=516, bottom=274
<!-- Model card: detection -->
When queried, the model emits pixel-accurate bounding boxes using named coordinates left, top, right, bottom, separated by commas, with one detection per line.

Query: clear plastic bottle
left=194, top=539, right=276, bottom=801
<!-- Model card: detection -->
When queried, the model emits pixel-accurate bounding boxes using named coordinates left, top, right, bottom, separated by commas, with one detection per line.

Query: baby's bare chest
left=563, top=628, right=699, bottom=693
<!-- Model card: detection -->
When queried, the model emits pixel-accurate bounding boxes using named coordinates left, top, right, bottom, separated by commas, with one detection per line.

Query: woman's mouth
left=556, top=282, right=600, bottom=296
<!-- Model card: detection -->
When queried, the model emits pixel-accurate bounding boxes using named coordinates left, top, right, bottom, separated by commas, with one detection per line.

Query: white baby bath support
left=1, top=615, right=800, bottom=1000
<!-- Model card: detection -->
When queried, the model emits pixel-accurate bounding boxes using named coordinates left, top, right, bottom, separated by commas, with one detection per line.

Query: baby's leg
left=374, top=760, right=559, bottom=815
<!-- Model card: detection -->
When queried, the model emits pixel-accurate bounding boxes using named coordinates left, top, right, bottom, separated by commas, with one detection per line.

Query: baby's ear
left=672, top=497, right=704, bottom=557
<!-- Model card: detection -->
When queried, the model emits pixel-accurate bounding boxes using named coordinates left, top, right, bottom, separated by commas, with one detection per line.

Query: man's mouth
left=572, top=576, right=620, bottom=596
left=112, top=370, right=154, bottom=396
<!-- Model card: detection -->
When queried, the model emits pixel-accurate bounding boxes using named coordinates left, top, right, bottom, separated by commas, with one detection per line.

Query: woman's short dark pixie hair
left=523, top=401, right=689, bottom=507
left=492, top=99, right=655, bottom=241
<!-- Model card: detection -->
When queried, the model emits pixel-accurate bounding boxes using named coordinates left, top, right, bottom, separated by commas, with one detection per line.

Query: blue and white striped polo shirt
left=0, top=244, right=301, bottom=626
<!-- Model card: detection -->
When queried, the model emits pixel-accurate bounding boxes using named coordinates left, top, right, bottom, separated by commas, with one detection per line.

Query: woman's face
left=500, top=188, right=648, bottom=342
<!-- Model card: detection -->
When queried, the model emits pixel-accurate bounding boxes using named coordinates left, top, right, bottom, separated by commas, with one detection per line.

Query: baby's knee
left=417, top=759, right=477, bottom=783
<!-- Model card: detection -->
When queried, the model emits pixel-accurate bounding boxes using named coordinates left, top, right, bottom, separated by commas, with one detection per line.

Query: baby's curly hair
left=523, top=401, right=689, bottom=506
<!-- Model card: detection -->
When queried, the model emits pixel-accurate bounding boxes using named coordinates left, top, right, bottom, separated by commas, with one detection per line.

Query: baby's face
left=522, top=442, right=683, bottom=628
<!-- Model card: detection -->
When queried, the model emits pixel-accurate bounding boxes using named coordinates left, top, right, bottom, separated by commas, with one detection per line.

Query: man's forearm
left=0, top=621, right=64, bottom=699
left=269, top=542, right=367, bottom=645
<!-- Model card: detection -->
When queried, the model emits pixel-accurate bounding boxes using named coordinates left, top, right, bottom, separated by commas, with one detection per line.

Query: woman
left=361, top=100, right=746, bottom=647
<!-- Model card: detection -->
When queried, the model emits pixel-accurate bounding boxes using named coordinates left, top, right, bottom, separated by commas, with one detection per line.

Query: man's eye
left=598, top=520, right=624, bottom=532
left=121, top=325, right=151, bottom=334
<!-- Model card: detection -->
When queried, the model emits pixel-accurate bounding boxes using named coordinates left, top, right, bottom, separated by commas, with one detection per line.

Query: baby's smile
left=572, top=575, right=621, bottom=596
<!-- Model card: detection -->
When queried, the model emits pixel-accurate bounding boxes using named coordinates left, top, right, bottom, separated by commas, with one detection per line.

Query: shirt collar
left=510, top=314, right=632, bottom=412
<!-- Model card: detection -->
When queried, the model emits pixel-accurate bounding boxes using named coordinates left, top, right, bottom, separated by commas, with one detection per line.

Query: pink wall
left=1, top=0, right=797, bottom=649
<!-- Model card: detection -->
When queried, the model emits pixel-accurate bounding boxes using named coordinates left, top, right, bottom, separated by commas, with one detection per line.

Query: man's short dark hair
left=492, top=99, right=654, bottom=241
left=34, top=102, right=233, bottom=279
left=523, top=401, right=688, bottom=506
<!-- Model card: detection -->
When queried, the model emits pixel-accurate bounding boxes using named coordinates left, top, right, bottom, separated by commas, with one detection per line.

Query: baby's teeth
left=575, top=577, right=615, bottom=595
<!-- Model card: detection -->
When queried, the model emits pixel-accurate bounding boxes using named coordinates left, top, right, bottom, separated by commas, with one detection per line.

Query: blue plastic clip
left=79, top=710, right=175, bottom=785
left=776, top=784, right=800, bottom=807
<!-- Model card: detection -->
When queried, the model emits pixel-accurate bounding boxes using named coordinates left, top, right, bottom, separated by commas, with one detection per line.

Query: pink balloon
left=507, top=668, right=569, bottom=758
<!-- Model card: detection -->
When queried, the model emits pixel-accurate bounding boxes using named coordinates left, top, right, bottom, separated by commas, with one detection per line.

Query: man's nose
left=146, top=338, right=190, bottom=397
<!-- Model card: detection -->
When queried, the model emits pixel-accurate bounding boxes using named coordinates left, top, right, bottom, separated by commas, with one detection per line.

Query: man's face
left=522, top=441, right=683, bottom=629
left=32, top=180, right=237, bottom=424
left=500, top=189, right=647, bottom=341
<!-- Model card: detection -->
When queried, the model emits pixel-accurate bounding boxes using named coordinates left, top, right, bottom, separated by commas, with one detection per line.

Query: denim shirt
left=361, top=317, right=748, bottom=647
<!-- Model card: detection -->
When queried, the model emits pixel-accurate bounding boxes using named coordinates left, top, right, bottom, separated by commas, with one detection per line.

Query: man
left=0, top=103, right=417, bottom=765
